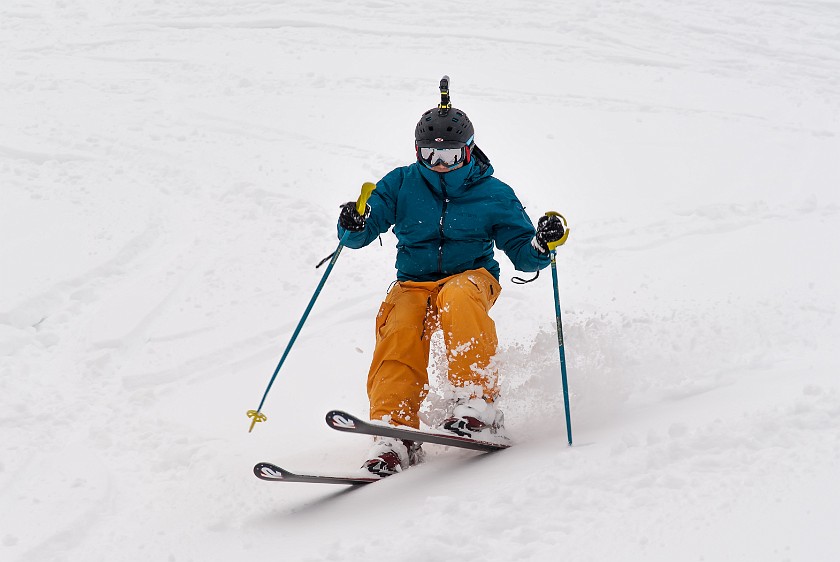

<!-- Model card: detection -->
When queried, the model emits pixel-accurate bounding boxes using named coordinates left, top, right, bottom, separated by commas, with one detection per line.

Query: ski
left=253, top=411, right=509, bottom=485
left=253, top=462, right=379, bottom=485
left=325, top=409, right=510, bottom=452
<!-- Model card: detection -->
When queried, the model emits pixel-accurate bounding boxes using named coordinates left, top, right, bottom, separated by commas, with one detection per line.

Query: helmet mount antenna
left=438, top=75, right=451, bottom=116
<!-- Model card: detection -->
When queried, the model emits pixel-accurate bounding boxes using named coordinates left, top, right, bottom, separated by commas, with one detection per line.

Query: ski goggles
left=417, top=144, right=471, bottom=170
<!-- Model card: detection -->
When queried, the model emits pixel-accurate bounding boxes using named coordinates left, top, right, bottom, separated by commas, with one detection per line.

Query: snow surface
left=1, top=1, right=839, bottom=560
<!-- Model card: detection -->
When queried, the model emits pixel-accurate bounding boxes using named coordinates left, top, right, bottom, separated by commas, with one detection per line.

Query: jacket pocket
left=375, top=301, right=395, bottom=339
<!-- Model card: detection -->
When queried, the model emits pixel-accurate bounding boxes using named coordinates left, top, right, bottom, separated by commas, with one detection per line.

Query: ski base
left=254, top=462, right=378, bottom=485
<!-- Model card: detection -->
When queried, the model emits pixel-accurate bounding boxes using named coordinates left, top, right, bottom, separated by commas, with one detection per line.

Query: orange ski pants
left=367, top=268, right=502, bottom=428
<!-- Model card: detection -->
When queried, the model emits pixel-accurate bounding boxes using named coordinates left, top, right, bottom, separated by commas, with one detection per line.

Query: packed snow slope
left=2, top=1, right=839, bottom=560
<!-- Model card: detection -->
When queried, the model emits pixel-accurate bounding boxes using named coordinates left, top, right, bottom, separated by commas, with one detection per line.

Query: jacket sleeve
left=337, top=168, right=401, bottom=248
left=493, top=189, right=551, bottom=272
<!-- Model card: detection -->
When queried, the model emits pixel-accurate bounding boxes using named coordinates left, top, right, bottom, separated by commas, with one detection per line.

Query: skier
left=337, top=80, right=565, bottom=476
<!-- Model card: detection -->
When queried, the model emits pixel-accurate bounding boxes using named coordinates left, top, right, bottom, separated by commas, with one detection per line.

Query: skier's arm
left=493, top=194, right=551, bottom=272
left=337, top=169, right=400, bottom=248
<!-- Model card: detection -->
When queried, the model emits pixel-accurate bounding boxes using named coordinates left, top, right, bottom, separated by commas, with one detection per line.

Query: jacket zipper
left=438, top=179, right=449, bottom=274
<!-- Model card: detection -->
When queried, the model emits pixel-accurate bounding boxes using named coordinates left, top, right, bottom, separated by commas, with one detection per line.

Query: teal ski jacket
left=338, top=158, right=550, bottom=282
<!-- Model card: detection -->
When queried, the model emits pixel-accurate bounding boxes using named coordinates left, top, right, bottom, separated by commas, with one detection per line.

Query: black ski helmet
left=414, top=106, right=475, bottom=148
left=414, top=75, right=475, bottom=148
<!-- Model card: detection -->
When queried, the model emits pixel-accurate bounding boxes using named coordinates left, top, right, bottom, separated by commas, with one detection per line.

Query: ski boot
left=441, top=398, right=506, bottom=439
left=362, top=437, right=425, bottom=477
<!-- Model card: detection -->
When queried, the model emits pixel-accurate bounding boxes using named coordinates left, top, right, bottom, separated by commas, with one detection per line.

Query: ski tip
left=325, top=410, right=359, bottom=431
left=254, top=462, right=292, bottom=481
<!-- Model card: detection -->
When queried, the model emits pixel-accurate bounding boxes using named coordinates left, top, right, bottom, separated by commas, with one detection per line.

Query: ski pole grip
left=356, top=182, right=376, bottom=215
left=544, top=211, right=570, bottom=250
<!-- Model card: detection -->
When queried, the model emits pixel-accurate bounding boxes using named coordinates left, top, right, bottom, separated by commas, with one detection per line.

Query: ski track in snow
left=1, top=0, right=839, bottom=560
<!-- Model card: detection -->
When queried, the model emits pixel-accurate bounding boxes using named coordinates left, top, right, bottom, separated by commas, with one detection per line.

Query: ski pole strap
left=511, top=270, right=540, bottom=284
left=544, top=211, right=570, bottom=250
left=315, top=251, right=336, bottom=269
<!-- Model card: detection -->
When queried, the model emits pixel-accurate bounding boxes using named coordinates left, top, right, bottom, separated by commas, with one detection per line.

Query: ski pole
left=544, top=211, right=573, bottom=446
left=247, top=182, right=376, bottom=432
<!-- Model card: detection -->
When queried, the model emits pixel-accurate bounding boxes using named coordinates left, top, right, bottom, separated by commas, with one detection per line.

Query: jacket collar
left=415, top=159, right=493, bottom=198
